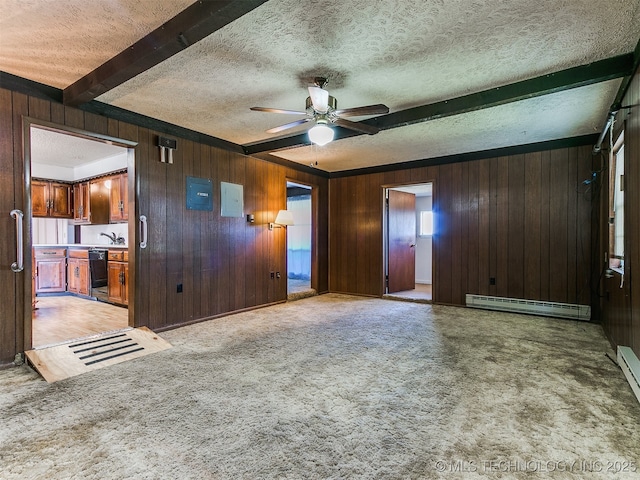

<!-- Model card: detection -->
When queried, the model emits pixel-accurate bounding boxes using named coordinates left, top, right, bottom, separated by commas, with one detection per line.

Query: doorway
left=384, top=183, right=433, bottom=302
left=24, top=120, right=136, bottom=348
left=286, top=181, right=314, bottom=299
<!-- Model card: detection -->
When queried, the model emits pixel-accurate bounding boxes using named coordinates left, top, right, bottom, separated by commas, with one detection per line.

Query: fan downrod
left=313, top=77, right=328, bottom=89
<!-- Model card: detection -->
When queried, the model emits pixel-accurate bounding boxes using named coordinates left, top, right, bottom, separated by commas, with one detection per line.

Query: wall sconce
left=158, top=136, right=177, bottom=164
left=269, top=210, right=294, bottom=230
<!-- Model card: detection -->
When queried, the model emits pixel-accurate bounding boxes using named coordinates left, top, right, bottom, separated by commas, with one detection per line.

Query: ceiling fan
left=250, top=77, right=389, bottom=146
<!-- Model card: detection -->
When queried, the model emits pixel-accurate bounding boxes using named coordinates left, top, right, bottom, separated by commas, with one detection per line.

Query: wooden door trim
left=285, top=178, right=318, bottom=293
left=383, top=180, right=437, bottom=302
left=21, top=117, right=138, bottom=352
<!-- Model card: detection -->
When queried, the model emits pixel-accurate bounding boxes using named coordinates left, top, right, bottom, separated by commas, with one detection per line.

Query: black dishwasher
left=88, top=248, right=108, bottom=301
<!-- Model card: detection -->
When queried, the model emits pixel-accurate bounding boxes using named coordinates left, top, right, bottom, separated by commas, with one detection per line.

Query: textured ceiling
left=273, top=79, right=622, bottom=171
left=30, top=127, right=126, bottom=168
left=2, top=0, right=640, bottom=172
left=0, top=0, right=193, bottom=88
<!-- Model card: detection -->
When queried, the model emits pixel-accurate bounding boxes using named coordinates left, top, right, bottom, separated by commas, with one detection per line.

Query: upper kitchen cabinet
left=32, top=180, right=72, bottom=218
left=72, top=179, right=110, bottom=224
left=72, top=181, right=89, bottom=223
left=109, top=173, right=128, bottom=223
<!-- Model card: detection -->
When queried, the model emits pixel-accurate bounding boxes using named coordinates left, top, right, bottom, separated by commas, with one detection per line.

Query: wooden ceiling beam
left=63, top=0, right=268, bottom=107
left=243, top=53, right=635, bottom=155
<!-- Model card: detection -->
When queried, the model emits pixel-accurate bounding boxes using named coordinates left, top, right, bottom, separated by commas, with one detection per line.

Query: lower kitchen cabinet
left=34, top=248, right=67, bottom=294
left=67, top=249, right=90, bottom=296
left=108, top=250, right=128, bottom=306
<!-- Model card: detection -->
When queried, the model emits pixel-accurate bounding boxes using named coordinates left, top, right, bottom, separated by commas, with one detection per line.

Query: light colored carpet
left=1, top=294, right=639, bottom=479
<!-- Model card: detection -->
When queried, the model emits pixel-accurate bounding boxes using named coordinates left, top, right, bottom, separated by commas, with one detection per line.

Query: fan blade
left=308, top=86, right=329, bottom=113
left=334, top=104, right=389, bottom=117
left=333, top=118, right=380, bottom=135
left=266, top=118, right=313, bottom=134
left=251, top=106, right=307, bottom=115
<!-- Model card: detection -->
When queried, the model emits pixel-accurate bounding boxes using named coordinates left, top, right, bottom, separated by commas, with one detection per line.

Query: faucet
left=100, top=232, right=117, bottom=244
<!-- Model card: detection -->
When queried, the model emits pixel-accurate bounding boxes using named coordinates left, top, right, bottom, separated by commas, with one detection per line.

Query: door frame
left=383, top=181, right=436, bottom=299
left=21, top=117, right=137, bottom=351
left=285, top=178, right=318, bottom=293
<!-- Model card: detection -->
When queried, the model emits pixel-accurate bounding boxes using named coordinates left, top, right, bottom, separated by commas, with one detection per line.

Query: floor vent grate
left=466, top=294, right=590, bottom=320
left=618, top=346, right=640, bottom=405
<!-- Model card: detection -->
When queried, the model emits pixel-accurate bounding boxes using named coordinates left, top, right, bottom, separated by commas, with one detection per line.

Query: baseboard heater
left=618, top=346, right=640, bottom=405
left=465, top=294, right=591, bottom=321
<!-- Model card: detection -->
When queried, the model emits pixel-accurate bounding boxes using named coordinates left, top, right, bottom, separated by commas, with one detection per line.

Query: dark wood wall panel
left=135, top=127, right=150, bottom=329
left=630, top=73, right=640, bottom=357
left=0, top=88, right=17, bottom=364
left=450, top=162, right=465, bottom=305
left=11, top=93, right=28, bottom=355
left=538, top=151, right=551, bottom=301
left=524, top=152, right=541, bottom=300
left=0, top=87, right=329, bottom=365
left=576, top=145, right=593, bottom=307
left=548, top=148, right=568, bottom=302
left=28, top=97, right=51, bottom=120
left=328, top=146, right=594, bottom=307
left=600, top=67, right=640, bottom=358
left=494, top=156, right=509, bottom=299
left=345, top=176, right=359, bottom=294
left=436, top=164, right=453, bottom=302
left=566, top=147, right=578, bottom=303
left=466, top=161, right=480, bottom=297
left=476, top=160, right=490, bottom=296
left=507, top=154, right=525, bottom=299
left=486, top=158, right=497, bottom=296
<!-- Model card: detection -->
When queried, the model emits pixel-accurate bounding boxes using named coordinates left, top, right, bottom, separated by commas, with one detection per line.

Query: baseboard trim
left=618, top=346, right=640, bottom=405
left=152, top=300, right=286, bottom=333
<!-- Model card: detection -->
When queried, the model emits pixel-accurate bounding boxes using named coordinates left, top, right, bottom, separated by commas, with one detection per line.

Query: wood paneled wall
left=0, top=87, right=329, bottom=365
left=329, top=146, right=594, bottom=308
left=600, top=67, right=640, bottom=358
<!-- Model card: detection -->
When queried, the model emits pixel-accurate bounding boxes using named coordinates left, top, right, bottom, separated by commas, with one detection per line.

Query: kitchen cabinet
left=67, top=249, right=90, bottom=296
left=108, top=249, right=128, bottom=305
left=73, top=182, right=89, bottom=223
left=34, top=247, right=67, bottom=294
left=109, top=173, right=128, bottom=223
left=72, top=179, right=110, bottom=224
left=32, top=180, right=72, bottom=218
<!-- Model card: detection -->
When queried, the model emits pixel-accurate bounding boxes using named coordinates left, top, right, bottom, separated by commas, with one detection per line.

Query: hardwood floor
left=32, top=295, right=129, bottom=348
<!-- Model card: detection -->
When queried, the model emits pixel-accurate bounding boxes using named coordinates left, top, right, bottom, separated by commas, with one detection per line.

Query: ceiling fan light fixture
left=308, top=124, right=334, bottom=146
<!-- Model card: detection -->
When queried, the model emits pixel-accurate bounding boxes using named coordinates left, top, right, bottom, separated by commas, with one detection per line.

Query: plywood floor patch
left=25, top=327, right=172, bottom=383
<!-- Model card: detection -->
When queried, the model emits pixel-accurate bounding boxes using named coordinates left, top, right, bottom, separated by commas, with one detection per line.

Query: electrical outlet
left=177, top=283, right=183, bottom=293
left=489, top=277, right=496, bottom=286
left=270, top=272, right=275, bottom=279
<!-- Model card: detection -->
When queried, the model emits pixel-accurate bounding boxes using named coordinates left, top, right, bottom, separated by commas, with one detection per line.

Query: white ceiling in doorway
left=391, top=184, right=433, bottom=197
